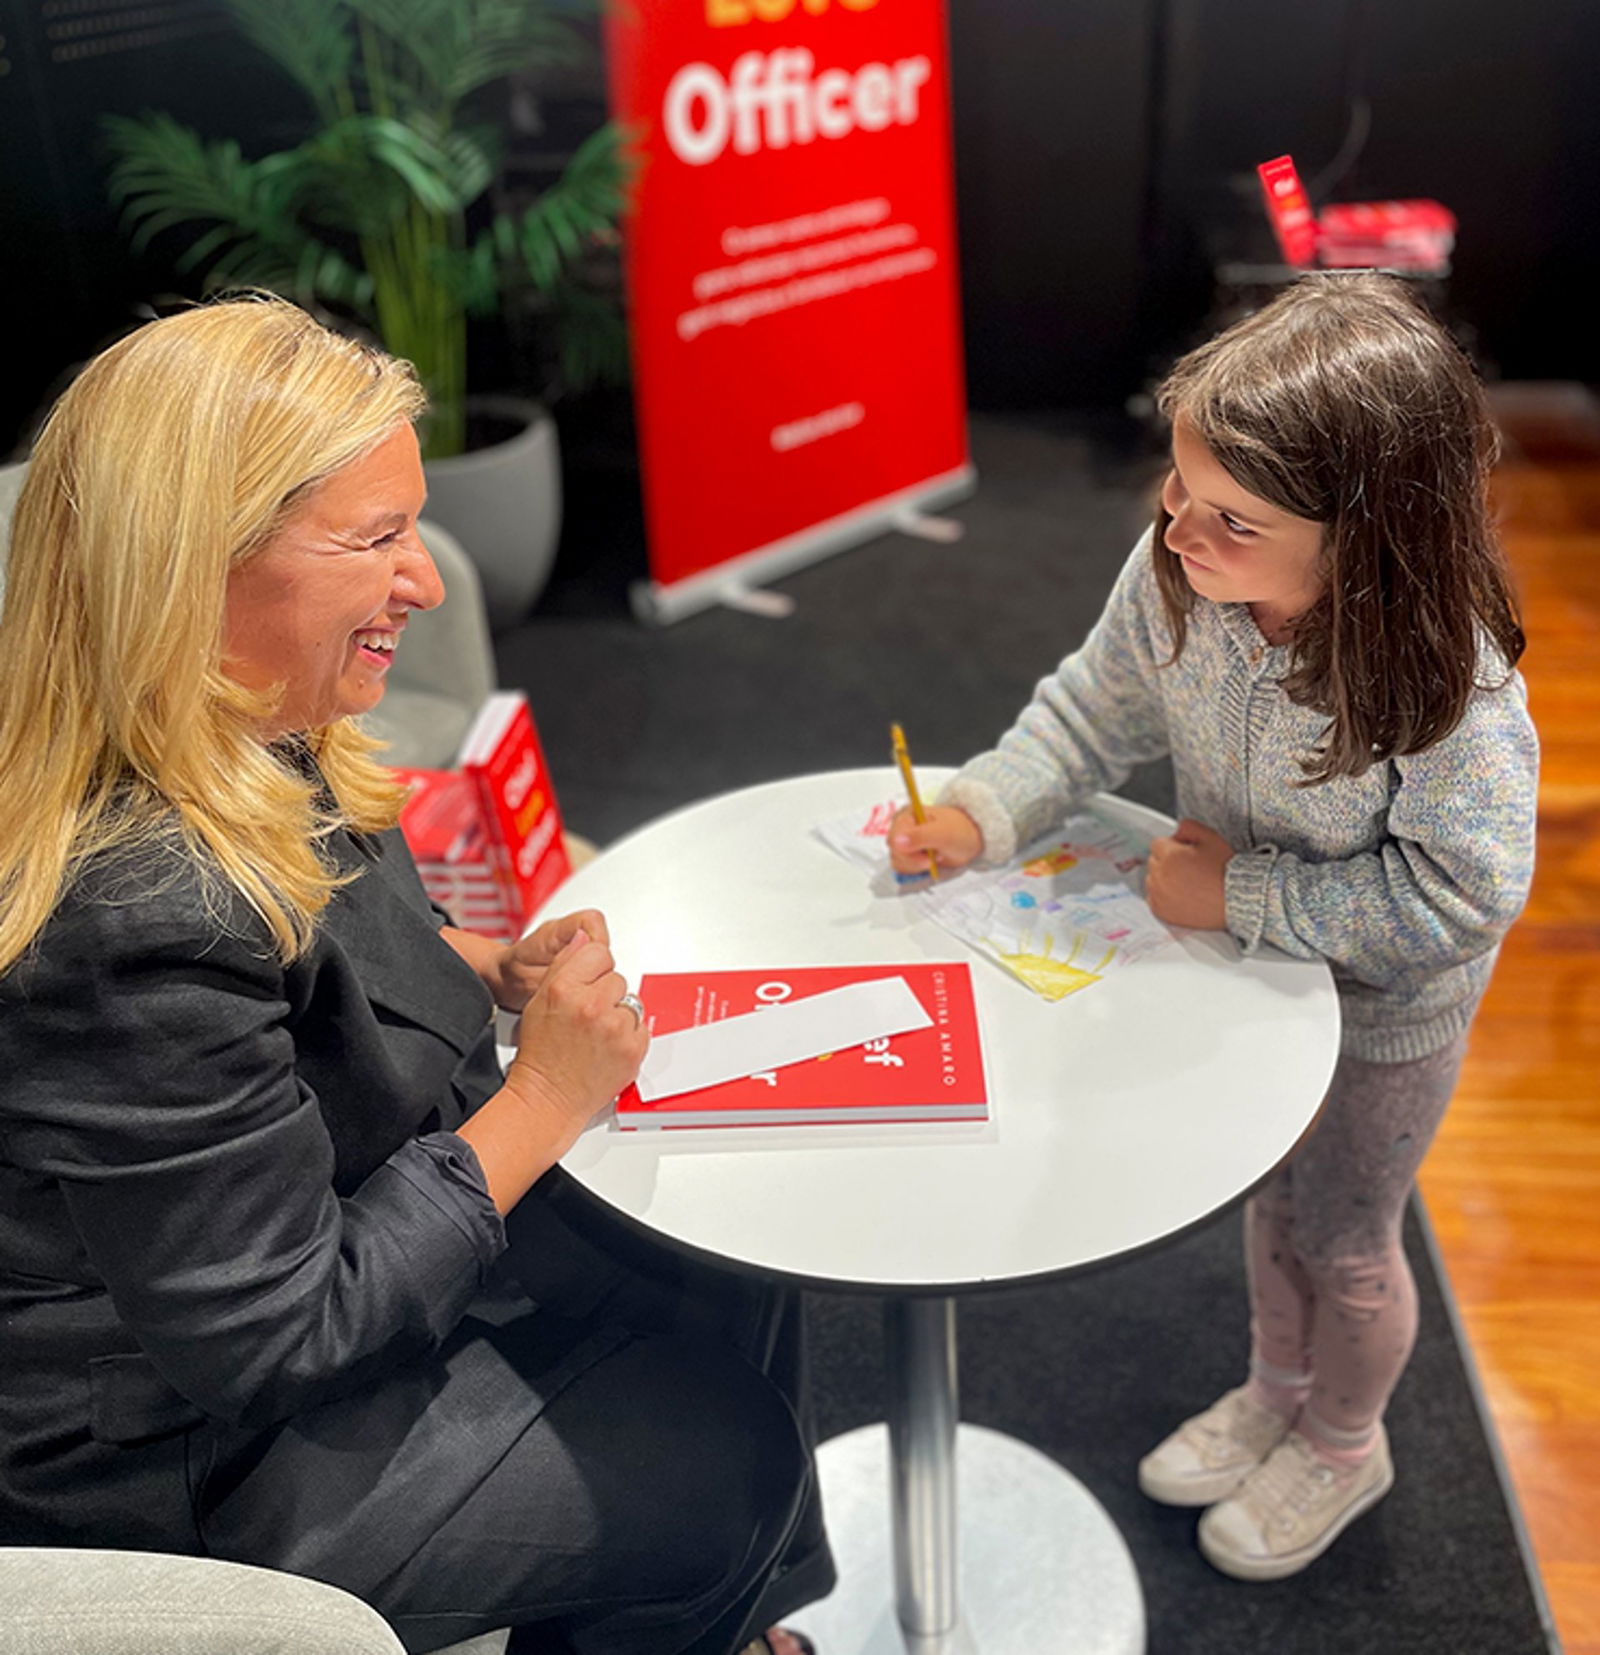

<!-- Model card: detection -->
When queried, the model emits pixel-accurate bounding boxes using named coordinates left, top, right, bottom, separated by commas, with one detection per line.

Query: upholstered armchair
left=0, top=1547, right=509, bottom=1654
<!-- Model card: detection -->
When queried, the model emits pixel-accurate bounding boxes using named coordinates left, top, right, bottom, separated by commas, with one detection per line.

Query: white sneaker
left=1198, top=1427, right=1395, bottom=1581
left=1138, top=1387, right=1295, bottom=1506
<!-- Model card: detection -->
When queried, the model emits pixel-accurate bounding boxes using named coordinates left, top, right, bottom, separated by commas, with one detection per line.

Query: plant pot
left=421, top=396, right=562, bottom=631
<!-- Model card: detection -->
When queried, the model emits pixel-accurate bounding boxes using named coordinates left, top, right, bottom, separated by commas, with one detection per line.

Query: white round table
left=536, top=770, right=1340, bottom=1655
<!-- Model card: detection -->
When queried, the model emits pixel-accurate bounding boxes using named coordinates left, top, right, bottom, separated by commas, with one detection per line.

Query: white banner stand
left=630, top=462, right=975, bottom=626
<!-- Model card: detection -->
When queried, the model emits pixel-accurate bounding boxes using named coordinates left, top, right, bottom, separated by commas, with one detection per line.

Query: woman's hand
left=457, top=928, right=648, bottom=1214
left=1145, top=818, right=1232, bottom=930
left=888, top=805, right=984, bottom=878
left=502, top=929, right=648, bottom=1147
left=488, top=909, right=612, bottom=1011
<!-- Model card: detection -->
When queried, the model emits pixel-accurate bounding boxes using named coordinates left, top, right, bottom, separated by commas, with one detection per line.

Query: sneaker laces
left=1185, top=1392, right=1285, bottom=1466
left=1239, top=1437, right=1345, bottom=1528
left=1182, top=1413, right=1240, bottom=1465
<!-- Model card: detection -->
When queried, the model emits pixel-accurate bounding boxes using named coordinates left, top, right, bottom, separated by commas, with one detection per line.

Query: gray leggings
left=1245, top=1035, right=1467, bottom=1444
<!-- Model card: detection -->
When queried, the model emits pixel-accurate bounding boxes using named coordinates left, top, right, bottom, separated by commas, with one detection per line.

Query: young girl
left=889, top=272, right=1538, bottom=1581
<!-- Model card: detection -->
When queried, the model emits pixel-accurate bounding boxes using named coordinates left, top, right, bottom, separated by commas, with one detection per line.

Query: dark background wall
left=0, top=0, right=308, bottom=452
left=1136, top=0, right=1600, bottom=391
left=3, top=0, right=1597, bottom=454
left=944, top=0, right=1158, bottom=407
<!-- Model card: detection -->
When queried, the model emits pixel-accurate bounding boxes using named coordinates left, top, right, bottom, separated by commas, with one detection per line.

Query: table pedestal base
left=787, top=1423, right=1145, bottom=1655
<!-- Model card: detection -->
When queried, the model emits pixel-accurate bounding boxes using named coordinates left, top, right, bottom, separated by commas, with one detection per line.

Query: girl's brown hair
left=1153, top=271, right=1524, bottom=783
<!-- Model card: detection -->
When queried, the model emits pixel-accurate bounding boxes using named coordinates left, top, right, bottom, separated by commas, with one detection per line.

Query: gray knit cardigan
left=941, top=534, right=1539, bottom=1062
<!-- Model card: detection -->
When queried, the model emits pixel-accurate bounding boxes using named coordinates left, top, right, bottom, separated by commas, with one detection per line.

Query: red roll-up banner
left=605, top=0, right=973, bottom=623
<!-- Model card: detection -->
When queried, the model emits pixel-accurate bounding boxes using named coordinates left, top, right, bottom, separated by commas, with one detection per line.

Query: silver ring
left=617, top=991, right=644, bottom=1027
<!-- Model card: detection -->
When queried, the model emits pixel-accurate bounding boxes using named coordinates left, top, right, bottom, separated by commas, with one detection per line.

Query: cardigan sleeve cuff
left=935, top=775, right=1018, bottom=866
left=1224, top=844, right=1279, bottom=955
left=389, top=1132, right=507, bottom=1267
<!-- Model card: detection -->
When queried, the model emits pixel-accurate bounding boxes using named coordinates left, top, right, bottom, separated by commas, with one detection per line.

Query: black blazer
left=0, top=820, right=510, bottom=1549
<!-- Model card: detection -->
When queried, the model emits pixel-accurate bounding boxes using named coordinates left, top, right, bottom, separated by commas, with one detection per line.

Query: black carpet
left=494, top=412, right=1554, bottom=1655
left=803, top=1207, right=1549, bottom=1655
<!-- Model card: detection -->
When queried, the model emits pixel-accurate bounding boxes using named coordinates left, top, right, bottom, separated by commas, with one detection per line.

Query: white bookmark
left=636, top=976, right=932, bottom=1103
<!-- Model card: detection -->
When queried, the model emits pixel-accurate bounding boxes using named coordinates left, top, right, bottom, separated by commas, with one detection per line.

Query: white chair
left=0, top=1546, right=509, bottom=1654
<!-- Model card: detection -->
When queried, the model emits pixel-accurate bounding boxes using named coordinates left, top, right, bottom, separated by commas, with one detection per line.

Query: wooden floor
left=1419, top=382, right=1600, bottom=1655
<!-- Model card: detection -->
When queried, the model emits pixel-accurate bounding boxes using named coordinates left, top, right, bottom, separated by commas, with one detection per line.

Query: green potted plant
left=103, top=0, right=630, bottom=625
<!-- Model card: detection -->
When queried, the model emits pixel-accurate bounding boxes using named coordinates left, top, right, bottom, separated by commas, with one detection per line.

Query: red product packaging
left=456, top=692, right=572, bottom=930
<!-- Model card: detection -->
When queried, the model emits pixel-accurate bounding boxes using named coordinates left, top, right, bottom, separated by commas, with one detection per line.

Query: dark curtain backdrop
left=1135, top=0, right=1600, bottom=392
left=0, top=0, right=307, bottom=452
left=2, top=0, right=1597, bottom=451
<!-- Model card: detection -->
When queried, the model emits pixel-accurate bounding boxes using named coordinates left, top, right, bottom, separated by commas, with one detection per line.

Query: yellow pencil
left=891, top=722, right=939, bottom=882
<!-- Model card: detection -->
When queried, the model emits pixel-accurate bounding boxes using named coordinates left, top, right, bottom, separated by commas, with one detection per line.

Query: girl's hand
left=888, top=806, right=984, bottom=877
left=490, top=909, right=611, bottom=1011
left=1146, top=818, right=1233, bottom=930
left=502, top=929, right=648, bottom=1148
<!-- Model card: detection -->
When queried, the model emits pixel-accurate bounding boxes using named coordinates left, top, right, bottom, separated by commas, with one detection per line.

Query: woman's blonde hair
left=0, top=294, right=428, bottom=972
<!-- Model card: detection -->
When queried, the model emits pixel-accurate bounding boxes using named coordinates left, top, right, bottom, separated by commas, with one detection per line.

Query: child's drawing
left=815, top=805, right=1178, bottom=999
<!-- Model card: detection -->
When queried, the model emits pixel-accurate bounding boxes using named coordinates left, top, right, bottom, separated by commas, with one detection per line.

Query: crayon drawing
left=987, top=922, right=1118, bottom=1001
left=817, top=802, right=1178, bottom=1000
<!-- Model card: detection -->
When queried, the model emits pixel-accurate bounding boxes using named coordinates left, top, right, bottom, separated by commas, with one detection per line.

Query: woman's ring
left=617, top=991, right=645, bottom=1027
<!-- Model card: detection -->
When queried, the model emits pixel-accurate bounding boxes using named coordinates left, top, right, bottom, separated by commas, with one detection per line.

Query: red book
left=1316, top=199, right=1455, bottom=273
left=1256, top=154, right=1318, bottom=268
left=615, top=962, right=988, bottom=1130
left=391, top=764, right=517, bottom=938
left=457, top=692, right=572, bottom=929
left=392, top=766, right=483, bottom=865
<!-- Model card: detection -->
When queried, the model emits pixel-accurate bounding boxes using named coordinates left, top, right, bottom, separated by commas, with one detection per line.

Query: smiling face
left=222, top=423, right=441, bottom=735
left=1160, top=418, right=1326, bottom=644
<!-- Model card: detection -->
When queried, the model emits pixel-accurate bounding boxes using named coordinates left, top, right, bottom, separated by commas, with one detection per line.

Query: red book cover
left=457, top=692, right=572, bottom=928
left=1256, top=154, right=1318, bottom=268
left=615, top=962, right=988, bottom=1130
left=1315, top=199, right=1455, bottom=272
left=391, top=764, right=517, bottom=937
left=392, top=766, right=483, bottom=864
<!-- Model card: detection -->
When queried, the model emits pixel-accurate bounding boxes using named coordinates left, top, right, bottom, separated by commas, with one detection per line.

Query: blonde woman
left=0, top=298, right=827, bottom=1655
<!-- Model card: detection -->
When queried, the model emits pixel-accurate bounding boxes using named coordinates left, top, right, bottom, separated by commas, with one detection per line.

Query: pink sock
left=1244, top=1359, right=1312, bottom=1421
left=1301, top=1410, right=1379, bottom=1467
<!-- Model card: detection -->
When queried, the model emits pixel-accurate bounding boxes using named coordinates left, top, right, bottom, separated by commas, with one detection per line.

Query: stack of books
left=1315, top=199, right=1455, bottom=274
left=1256, top=154, right=1455, bottom=277
left=392, top=691, right=572, bottom=940
left=391, top=766, right=514, bottom=937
